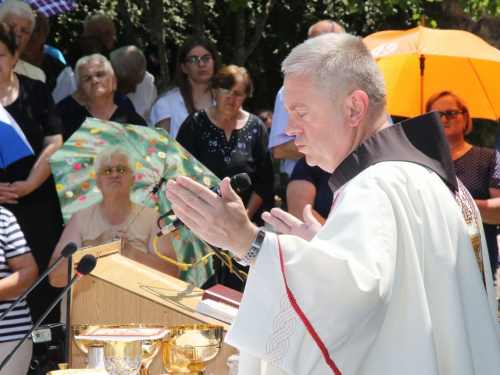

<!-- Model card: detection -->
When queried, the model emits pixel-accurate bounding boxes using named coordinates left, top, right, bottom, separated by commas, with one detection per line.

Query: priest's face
left=284, top=74, right=354, bottom=173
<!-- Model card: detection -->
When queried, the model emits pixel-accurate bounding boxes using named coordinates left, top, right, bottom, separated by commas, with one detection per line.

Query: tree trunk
left=232, top=0, right=278, bottom=66
left=242, top=0, right=278, bottom=63
left=115, top=0, right=140, bottom=47
left=138, top=0, right=170, bottom=92
left=192, top=0, right=205, bottom=36
left=233, top=6, right=246, bottom=65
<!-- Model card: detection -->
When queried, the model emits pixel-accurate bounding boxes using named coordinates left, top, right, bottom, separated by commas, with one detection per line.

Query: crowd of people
left=0, top=0, right=498, bottom=373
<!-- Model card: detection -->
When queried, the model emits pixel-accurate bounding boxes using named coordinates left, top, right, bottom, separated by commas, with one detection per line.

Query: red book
left=202, top=284, right=243, bottom=309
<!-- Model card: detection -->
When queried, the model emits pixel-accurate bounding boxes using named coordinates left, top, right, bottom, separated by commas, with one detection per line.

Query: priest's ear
left=346, top=90, right=369, bottom=128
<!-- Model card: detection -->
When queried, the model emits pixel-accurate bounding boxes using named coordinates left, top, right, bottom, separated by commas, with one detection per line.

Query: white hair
left=282, top=33, right=386, bottom=114
left=110, top=46, right=147, bottom=80
left=0, top=0, right=35, bottom=34
left=94, top=145, right=136, bottom=174
left=83, top=13, right=114, bottom=34
left=74, top=53, right=115, bottom=87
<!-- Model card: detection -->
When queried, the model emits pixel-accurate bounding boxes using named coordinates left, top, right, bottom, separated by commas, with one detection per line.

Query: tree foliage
left=50, top=0, right=415, bottom=104
left=48, top=0, right=500, bottom=140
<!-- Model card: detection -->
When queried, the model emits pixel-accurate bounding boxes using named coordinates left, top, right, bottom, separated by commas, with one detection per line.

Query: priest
left=165, top=33, right=500, bottom=374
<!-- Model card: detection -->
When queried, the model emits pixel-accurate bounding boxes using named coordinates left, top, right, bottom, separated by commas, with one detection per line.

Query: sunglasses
left=98, top=166, right=131, bottom=175
left=438, top=110, right=463, bottom=120
left=185, top=54, right=213, bottom=65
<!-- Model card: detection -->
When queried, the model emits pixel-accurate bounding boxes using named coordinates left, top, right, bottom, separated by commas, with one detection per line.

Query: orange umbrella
left=363, top=26, right=500, bottom=120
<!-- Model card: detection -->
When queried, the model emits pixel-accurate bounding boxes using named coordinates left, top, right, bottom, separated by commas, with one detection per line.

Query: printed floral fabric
left=49, top=117, right=220, bottom=287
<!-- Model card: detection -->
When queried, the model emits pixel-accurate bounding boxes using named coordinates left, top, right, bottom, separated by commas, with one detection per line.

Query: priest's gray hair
left=75, top=53, right=115, bottom=87
left=110, top=46, right=147, bottom=80
left=0, top=0, right=35, bottom=34
left=94, top=145, right=136, bottom=174
left=282, top=33, right=386, bottom=114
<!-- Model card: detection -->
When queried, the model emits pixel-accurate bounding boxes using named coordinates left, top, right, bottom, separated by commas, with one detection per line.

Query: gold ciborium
left=167, top=325, right=223, bottom=374
left=103, top=339, right=142, bottom=375
left=162, top=339, right=190, bottom=373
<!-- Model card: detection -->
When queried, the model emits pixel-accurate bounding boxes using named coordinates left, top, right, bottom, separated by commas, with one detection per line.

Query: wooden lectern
left=70, top=241, right=237, bottom=374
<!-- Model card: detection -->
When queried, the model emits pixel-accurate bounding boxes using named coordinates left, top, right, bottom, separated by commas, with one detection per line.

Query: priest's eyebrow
left=286, top=103, right=309, bottom=113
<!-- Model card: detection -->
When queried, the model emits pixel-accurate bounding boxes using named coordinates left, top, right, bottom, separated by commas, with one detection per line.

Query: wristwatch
left=235, top=228, right=266, bottom=267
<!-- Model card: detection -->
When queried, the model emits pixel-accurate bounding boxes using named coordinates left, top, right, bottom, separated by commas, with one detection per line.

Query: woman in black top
left=58, top=53, right=146, bottom=141
left=0, top=22, right=64, bottom=324
left=176, top=65, right=274, bottom=224
left=177, top=65, right=274, bottom=291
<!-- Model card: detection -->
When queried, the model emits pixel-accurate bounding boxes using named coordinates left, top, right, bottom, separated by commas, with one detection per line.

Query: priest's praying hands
left=262, top=205, right=322, bottom=241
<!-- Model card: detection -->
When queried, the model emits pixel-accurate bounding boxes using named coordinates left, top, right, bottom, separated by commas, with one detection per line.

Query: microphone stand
left=64, top=257, right=72, bottom=363
left=0, top=251, right=73, bottom=322
left=125, top=177, right=166, bottom=231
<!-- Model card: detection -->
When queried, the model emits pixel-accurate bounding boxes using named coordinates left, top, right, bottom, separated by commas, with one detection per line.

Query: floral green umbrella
left=49, top=118, right=220, bottom=287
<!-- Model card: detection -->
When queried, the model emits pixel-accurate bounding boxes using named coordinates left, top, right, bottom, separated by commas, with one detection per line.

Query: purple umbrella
left=0, top=0, right=77, bottom=17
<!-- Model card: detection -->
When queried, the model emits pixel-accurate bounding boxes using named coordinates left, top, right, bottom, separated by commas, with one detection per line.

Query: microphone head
left=61, top=242, right=78, bottom=258
left=76, top=254, right=97, bottom=276
left=231, top=173, right=251, bottom=193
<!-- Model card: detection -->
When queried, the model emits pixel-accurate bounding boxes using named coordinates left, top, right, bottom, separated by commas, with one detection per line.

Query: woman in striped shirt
left=0, top=206, right=38, bottom=374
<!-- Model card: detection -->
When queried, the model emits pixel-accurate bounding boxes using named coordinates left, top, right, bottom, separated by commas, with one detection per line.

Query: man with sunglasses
left=166, top=33, right=500, bottom=374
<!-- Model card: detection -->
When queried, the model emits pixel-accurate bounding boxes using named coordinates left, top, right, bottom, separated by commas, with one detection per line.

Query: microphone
left=157, top=173, right=251, bottom=236
left=151, top=177, right=166, bottom=195
left=0, top=242, right=78, bottom=323
left=0, top=254, right=97, bottom=372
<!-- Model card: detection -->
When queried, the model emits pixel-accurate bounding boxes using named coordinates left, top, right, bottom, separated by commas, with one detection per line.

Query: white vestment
left=226, top=161, right=500, bottom=374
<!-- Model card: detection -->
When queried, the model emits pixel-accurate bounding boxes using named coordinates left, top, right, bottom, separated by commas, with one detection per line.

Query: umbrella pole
left=125, top=178, right=166, bottom=230
left=124, top=193, right=154, bottom=230
left=420, top=55, right=426, bottom=114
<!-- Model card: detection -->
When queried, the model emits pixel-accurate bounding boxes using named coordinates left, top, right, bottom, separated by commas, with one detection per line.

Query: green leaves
left=230, top=0, right=250, bottom=11
left=48, top=0, right=500, bottom=118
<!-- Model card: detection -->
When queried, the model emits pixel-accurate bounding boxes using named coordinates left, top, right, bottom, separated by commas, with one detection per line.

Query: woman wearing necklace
left=427, top=91, right=500, bottom=280
left=176, top=65, right=274, bottom=224
left=176, top=65, right=274, bottom=291
left=59, top=53, right=146, bottom=141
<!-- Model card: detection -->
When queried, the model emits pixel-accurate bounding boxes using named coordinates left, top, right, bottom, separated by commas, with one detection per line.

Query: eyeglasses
left=98, top=166, right=131, bottom=175
left=438, top=110, right=464, bottom=120
left=217, top=87, right=246, bottom=100
left=185, top=54, right=213, bottom=65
